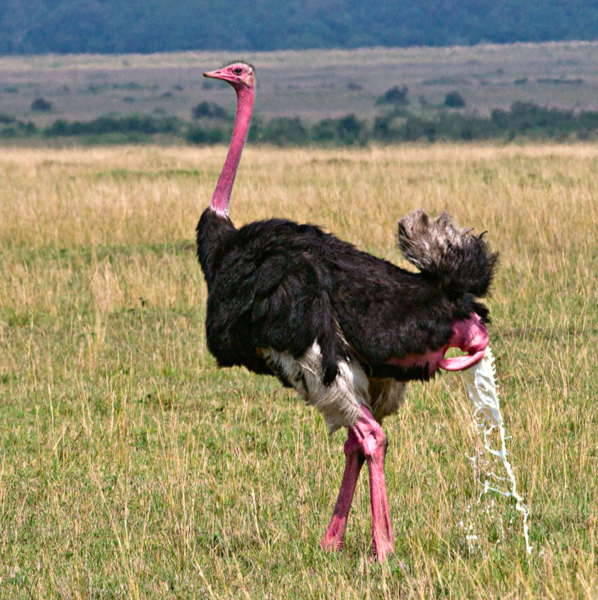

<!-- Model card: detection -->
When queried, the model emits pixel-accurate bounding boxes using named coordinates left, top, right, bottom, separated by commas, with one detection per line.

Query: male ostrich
left=197, top=63, right=497, bottom=561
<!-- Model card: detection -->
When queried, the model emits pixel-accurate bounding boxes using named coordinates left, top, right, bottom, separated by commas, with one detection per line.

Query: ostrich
left=197, top=62, right=497, bottom=561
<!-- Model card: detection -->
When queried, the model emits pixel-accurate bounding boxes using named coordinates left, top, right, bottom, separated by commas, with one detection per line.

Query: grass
left=0, top=143, right=597, bottom=598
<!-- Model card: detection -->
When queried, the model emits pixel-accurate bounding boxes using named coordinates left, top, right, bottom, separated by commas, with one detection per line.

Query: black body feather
left=196, top=208, right=497, bottom=385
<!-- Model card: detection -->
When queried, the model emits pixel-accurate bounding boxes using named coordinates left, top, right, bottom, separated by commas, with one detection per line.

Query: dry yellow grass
left=0, top=144, right=597, bottom=598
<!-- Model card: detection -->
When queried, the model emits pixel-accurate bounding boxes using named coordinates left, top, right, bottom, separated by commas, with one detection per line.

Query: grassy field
left=0, top=143, right=597, bottom=598
left=2, top=42, right=598, bottom=127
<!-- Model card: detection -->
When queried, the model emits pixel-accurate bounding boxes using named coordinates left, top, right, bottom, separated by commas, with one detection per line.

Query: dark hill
left=2, top=0, right=598, bottom=55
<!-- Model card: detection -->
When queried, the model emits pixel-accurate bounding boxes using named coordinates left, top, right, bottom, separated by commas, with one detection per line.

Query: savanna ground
left=0, top=143, right=597, bottom=598
left=2, top=41, right=598, bottom=127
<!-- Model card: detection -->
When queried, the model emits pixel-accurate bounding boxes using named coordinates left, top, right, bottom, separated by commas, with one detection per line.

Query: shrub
left=375, top=85, right=409, bottom=107
left=335, top=114, right=365, bottom=145
left=261, top=118, right=308, bottom=146
left=24, top=103, right=598, bottom=147
left=373, top=115, right=392, bottom=141
left=373, top=114, right=407, bottom=142
left=0, top=121, right=37, bottom=139
left=444, top=91, right=466, bottom=108
left=246, top=117, right=263, bottom=143
left=186, top=124, right=225, bottom=145
left=31, top=97, right=52, bottom=112
left=191, top=101, right=228, bottom=120
left=312, top=119, right=338, bottom=144
left=346, top=82, right=363, bottom=91
left=0, top=113, right=16, bottom=125
left=436, top=113, right=496, bottom=140
left=399, top=116, right=437, bottom=142
left=44, top=115, right=183, bottom=137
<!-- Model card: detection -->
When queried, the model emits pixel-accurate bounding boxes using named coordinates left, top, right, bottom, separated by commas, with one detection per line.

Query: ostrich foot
left=321, top=429, right=365, bottom=552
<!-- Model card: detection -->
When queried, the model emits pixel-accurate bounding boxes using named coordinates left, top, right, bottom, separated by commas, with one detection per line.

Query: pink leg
left=353, top=406, right=395, bottom=561
left=322, top=406, right=395, bottom=561
left=321, top=429, right=365, bottom=551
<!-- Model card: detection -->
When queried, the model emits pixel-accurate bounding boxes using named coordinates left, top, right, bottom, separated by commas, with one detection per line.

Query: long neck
left=209, top=86, right=254, bottom=217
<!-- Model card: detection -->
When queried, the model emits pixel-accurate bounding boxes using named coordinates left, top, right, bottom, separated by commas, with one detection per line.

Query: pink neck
left=209, top=86, right=255, bottom=218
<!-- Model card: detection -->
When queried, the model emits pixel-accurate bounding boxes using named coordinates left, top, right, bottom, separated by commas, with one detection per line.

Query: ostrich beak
left=204, top=69, right=228, bottom=81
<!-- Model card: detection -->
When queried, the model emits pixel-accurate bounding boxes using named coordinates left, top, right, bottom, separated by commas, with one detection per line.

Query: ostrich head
left=204, top=62, right=255, bottom=91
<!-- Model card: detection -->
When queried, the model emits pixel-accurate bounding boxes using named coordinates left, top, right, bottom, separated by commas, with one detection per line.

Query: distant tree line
left=45, top=115, right=182, bottom=137
left=1, top=0, right=598, bottom=55
left=2, top=102, right=598, bottom=145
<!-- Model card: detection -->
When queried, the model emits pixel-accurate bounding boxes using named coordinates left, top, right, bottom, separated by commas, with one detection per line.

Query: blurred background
left=1, top=1, right=598, bottom=145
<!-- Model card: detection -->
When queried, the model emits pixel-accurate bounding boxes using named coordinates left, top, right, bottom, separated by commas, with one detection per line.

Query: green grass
left=0, top=144, right=597, bottom=597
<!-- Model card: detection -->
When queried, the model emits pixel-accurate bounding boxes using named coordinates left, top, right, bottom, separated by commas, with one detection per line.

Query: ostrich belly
left=261, top=341, right=406, bottom=433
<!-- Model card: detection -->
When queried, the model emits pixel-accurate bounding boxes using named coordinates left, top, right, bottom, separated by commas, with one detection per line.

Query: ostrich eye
left=233, top=68, right=243, bottom=75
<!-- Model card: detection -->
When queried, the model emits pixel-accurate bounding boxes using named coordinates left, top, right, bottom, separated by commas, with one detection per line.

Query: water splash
left=460, top=346, right=533, bottom=555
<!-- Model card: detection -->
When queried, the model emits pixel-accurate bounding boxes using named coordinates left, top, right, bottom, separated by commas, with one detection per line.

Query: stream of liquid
left=460, top=346, right=533, bottom=555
